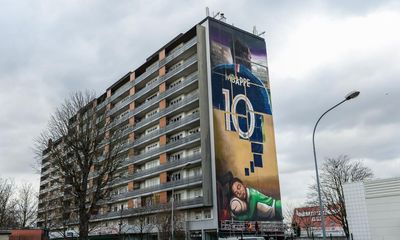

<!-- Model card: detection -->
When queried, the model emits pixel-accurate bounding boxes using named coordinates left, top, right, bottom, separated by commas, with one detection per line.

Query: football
left=230, top=197, right=247, bottom=214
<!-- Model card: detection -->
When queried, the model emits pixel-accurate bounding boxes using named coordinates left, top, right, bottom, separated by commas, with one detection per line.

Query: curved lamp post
left=312, top=91, right=360, bottom=239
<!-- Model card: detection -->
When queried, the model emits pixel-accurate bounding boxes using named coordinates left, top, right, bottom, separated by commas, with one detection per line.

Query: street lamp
left=171, top=162, right=192, bottom=240
left=312, top=90, right=360, bottom=239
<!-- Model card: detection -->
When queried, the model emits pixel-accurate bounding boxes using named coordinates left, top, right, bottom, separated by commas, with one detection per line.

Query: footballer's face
left=232, top=181, right=247, bottom=200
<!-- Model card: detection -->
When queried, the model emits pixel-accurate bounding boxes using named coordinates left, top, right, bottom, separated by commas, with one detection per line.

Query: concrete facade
left=343, top=177, right=400, bottom=240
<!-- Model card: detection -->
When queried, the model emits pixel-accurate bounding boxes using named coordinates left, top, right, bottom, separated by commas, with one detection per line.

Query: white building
left=343, top=177, right=400, bottom=240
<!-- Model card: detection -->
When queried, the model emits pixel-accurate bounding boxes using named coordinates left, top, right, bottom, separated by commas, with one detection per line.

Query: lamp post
left=171, top=162, right=192, bottom=240
left=312, top=91, right=360, bottom=239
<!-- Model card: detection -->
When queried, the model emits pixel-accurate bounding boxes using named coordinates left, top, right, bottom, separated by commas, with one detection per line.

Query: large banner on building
left=208, top=20, right=282, bottom=226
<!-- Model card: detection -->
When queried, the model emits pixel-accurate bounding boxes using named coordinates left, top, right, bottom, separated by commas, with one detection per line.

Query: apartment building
left=37, top=17, right=283, bottom=239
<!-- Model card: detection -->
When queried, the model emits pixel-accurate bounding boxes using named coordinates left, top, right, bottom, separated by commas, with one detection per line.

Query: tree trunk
left=79, top=201, right=89, bottom=240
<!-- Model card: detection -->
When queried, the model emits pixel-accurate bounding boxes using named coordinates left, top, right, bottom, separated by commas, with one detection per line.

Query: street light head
left=345, top=91, right=360, bottom=100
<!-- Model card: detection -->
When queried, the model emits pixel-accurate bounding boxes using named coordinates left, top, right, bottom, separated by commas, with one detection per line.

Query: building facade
left=37, top=17, right=283, bottom=239
left=292, top=206, right=345, bottom=238
left=343, top=177, right=400, bottom=240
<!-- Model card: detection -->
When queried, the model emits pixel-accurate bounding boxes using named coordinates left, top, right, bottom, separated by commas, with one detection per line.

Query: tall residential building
left=38, top=17, right=283, bottom=239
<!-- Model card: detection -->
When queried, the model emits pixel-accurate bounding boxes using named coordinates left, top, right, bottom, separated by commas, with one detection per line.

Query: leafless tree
left=153, top=211, right=171, bottom=240
left=0, top=178, right=18, bottom=229
left=35, top=91, right=126, bottom=240
left=282, top=201, right=298, bottom=235
left=152, top=204, right=186, bottom=240
left=16, top=183, right=38, bottom=228
left=130, top=213, right=153, bottom=240
left=308, top=155, right=373, bottom=238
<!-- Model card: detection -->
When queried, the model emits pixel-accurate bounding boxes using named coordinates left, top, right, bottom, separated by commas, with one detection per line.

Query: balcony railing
left=90, top=196, right=203, bottom=222
left=108, top=95, right=135, bottom=116
left=109, top=153, right=201, bottom=187
left=126, top=132, right=201, bottom=166
left=110, top=174, right=203, bottom=202
left=163, top=37, right=197, bottom=65
left=131, top=112, right=200, bottom=149
left=95, top=37, right=196, bottom=113
left=130, top=91, right=199, bottom=135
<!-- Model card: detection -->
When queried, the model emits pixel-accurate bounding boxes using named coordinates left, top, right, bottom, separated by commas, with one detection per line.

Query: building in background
left=292, top=206, right=345, bottom=238
left=343, top=177, right=400, bottom=240
left=37, top=17, right=283, bottom=239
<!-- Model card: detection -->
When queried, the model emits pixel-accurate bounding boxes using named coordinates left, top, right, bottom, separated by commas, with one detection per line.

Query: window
left=146, top=108, right=159, bottom=118
left=168, top=61, right=183, bottom=72
left=146, top=142, right=159, bottom=152
left=192, top=147, right=201, bottom=155
left=169, top=151, right=183, bottom=161
left=146, top=92, right=158, bottom=102
left=169, top=96, right=183, bottom=106
left=171, top=172, right=181, bottom=181
left=168, top=78, right=183, bottom=89
left=188, top=127, right=200, bottom=135
left=193, top=210, right=202, bottom=220
left=204, top=210, right=212, bottom=219
left=173, top=193, right=182, bottom=201
left=119, top=110, right=129, bottom=119
left=190, top=108, right=199, bottom=115
left=145, top=159, right=159, bottom=169
left=169, top=132, right=184, bottom=143
left=145, top=177, right=159, bottom=188
left=146, top=77, right=158, bottom=87
left=168, top=114, right=183, bottom=124
left=145, top=125, right=159, bottom=134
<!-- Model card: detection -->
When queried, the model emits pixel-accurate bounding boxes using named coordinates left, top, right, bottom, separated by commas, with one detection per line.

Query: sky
left=0, top=0, right=399, bottom=208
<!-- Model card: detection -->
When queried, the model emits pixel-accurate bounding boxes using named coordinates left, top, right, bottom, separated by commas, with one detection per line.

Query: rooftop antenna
left=253, top=26, right=258, bottom=35
left=253, top=25, right=266, bottom=37
left=219, top=13, right=227, bottom=22
left=213, top=11, right=220, bottom=18
left=257, top=31, right=266, bottom=37
left=206, top=7, right=210, bottom=17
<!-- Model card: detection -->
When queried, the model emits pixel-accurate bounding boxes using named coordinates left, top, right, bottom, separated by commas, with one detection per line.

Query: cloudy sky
left=1, top=0, right=399, bottom=206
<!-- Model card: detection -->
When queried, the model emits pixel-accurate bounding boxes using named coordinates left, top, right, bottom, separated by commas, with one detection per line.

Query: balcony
left=133, top=64, right=159, bottom=87
left=90, top=196, right=203, bottom=222
left=110, top=174, right=202, bottom=201
left=131, top=92, right=199, bottom=133
left=127, top=132, right=201, bottom=166
left=105, top=55, right=197, bottom=133
left=131, top=112, right=200, bottom=149
left=96, top=99, right=109, bottom=111
left=162, top=37, right=197, bottom=66
left=163, top=54, right=197, bottom=83
left=108, top=95, right=135, bottom=117
left=109, top=153, right=201, bottom=187
left=95, top=37, right=196, bottom=114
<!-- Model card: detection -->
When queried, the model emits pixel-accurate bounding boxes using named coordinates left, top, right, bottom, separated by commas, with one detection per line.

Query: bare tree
left=130, top=214, right=153, bottom=240
left=282, top=201, right=299, bottom=236
left=16, top=183, right=38, bottom=228
left=0, top=178, right=18, bottom=229
left=308, top=155, right=373, bottom=238
left=35, top=91, right=126, bottom=240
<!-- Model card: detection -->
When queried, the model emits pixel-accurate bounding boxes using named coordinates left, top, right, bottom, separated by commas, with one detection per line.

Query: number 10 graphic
left=222, top=89, right=255, bottom=139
